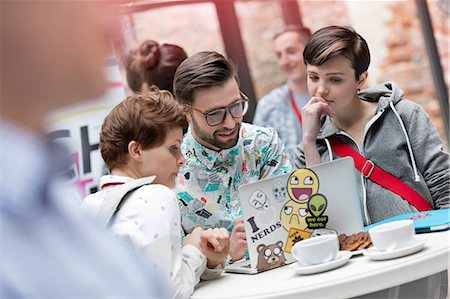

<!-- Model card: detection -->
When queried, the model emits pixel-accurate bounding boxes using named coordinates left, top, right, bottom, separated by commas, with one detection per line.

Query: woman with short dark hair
left=296, top=25, right=449, bottom=225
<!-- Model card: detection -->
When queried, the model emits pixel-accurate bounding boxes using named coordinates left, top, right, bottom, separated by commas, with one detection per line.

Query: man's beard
left=190, top=117, right=241, bottom=150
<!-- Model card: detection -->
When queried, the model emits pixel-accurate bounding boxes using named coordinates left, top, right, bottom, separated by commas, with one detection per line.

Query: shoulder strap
left=328, top=136, right=432, bottom=211
left=96, top=176, right=156, bottom=227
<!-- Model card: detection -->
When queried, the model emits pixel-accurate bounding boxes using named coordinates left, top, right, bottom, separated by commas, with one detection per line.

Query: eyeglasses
left=186, top=92, right=249, bottom=126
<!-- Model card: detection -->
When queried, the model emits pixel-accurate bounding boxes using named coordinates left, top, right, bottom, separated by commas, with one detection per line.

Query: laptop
left=225, top=157, right=364, bottom=274
left=364, top=209, right=450, bottom=233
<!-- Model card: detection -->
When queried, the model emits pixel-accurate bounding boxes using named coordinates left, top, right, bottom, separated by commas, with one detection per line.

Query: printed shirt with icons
left=175, top=122, right=292, bottom=234
left=81, top=175, right=222, bottom=299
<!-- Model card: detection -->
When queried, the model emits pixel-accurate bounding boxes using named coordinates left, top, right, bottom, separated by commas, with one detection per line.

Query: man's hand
left=199, top=228, right=230, bottom=268
left=229, top=217, right=248, bottom=261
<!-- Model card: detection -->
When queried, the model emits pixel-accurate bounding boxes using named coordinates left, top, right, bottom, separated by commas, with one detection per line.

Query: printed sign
left=46, top=58, right=126, bottom=200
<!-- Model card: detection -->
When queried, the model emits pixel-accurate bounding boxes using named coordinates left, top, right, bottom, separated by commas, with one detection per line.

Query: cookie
left=338, top=233, right=348, bottom=243
left=341, top=236, right=361, bottom=251
left=339, top=231, right=372, bottom=251
left=357, top=239, right=373, bottom=249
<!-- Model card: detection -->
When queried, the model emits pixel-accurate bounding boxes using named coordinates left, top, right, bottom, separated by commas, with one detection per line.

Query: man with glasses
left=173, top=51, right=292, bottom=262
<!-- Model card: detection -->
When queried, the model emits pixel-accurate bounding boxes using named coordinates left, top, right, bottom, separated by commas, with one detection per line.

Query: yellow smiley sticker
left=287, top=169, right=319, bottom=203
left=280, top=199, right=310, bottom=231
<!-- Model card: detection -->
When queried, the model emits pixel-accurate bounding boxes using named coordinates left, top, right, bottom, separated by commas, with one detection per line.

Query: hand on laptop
left=199, top=228, right=230, bottom=268
left=229, top=217, right=248, bottom=261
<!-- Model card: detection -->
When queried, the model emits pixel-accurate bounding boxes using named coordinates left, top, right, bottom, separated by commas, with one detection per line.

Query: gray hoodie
left=295, top=81, right=449, bottom=225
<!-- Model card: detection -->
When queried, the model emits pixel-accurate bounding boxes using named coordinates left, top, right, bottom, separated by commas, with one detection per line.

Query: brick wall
left=119, top=0, right=448, bottom=143
left=378, top=0, right=448, bottom=144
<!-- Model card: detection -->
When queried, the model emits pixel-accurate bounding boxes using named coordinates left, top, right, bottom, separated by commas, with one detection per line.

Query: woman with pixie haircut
left=296, top=26, right=449, bottom=225
left=82, top=87, right=229, bottom=299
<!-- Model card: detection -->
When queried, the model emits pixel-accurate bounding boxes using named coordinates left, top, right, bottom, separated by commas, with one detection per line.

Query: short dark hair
left=100, top=86, right=188, bottom=171
left=173, top=51, right=239, bottom=105
left=303, top=26, right=370, bottom=79
left=125, top=40, right=187, bottom=94
left=273, top=25, right=312, bottom=44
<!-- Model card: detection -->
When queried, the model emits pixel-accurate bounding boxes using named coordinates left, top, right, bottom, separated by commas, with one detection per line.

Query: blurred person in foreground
left=253, top=25, right=312, bottom=163
left=125, top=40, right=187, bottom=94
left=1, top=2, right=168, bottom=297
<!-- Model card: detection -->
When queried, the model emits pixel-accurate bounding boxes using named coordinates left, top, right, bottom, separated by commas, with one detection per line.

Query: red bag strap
left=289, top=89, right=302, bottom=125
left=328, top=135, right=432, bottom=211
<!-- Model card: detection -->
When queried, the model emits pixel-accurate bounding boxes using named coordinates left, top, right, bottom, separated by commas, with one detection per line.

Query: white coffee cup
left=292, top=234, right=339, bottom=266
left=368, top=220, right=415, bottom=251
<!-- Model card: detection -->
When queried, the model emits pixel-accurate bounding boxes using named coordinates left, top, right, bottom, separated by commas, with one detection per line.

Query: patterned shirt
left=253, top=83, right=310, bottom=164
left=175, top=123, right=292, bottom=234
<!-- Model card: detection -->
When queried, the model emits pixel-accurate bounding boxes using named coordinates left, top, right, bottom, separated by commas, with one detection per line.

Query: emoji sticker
left=280, top=199, right=310, bottom=231
left=281, top=167, right=330, bottom=246
left=287, top=169, right=319, bottom=203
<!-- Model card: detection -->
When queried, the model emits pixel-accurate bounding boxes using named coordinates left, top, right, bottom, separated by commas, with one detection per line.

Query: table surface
left=191, top=231, right=450, bottom=299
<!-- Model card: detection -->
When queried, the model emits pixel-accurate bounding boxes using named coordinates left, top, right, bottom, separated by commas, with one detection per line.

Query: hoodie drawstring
left=389, top=101, right=421, bottom=182
left=324, top=138, right=333, bottom=162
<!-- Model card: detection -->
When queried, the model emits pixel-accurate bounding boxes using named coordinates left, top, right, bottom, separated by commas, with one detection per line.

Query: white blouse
left=81, top=175, right=221, bottom=299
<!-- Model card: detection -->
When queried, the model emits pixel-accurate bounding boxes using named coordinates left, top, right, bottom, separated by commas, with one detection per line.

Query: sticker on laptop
left=284, top=227, right=311, bottom=253
left=272, top=179, right=287, bottom=202
left=248, top=189, right=276, bottom=225
left=281, top=168, right=330, bottom=252
left=249, top=189, right=270, bottom=210
left=256, top=241, right=286, bottom=272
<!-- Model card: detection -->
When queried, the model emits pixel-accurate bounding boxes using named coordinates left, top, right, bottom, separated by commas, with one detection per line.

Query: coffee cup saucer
left=363, top=237, right=426, bottom=261
left=292, top=251, right=352, bottom=275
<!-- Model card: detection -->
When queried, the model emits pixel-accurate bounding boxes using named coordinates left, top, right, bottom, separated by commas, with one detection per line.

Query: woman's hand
left=199, top=228, right=230, bottom=268
left=301, top=97, right=335, bottom=167
left=301, top=96, right=335, bottom=144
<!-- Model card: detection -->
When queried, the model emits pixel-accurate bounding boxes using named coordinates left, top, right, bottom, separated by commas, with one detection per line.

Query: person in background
left=253, top=25, right=312, bottom=163
left=125, top=40, right=187, bottom=94
left=1, top=1, right=168, bottom=297
left=296, top=25, right=449, bottom=225
left=173, top=51, right=292, bottom=262
left=81, top=88, right=229, bottom=299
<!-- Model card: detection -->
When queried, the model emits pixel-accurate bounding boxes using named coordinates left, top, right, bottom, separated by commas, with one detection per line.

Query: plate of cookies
left=338, top=232, right=373, bottom=255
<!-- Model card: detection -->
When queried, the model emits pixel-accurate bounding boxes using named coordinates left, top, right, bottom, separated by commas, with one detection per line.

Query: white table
left=191, top=231, right=449, bottom=299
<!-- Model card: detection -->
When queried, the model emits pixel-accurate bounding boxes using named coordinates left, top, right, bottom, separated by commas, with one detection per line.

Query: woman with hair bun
left=125, top=40, right=187, bottom=94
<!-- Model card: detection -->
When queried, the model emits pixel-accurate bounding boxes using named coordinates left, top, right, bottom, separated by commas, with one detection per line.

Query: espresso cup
left=292, top=234, right=339, bottom=266
left=368, top=220, right=415, bottom=251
